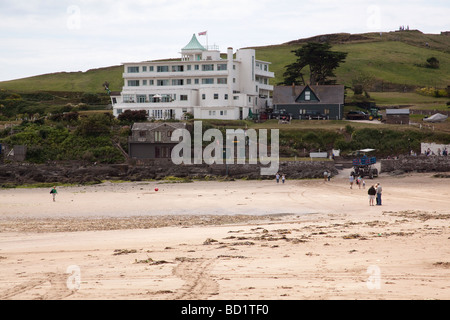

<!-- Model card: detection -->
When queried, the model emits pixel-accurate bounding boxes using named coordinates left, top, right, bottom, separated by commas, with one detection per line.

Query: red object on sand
left=155, top=188, right=159, bottom=192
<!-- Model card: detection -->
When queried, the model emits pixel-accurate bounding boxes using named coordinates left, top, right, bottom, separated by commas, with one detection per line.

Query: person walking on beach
left=349, top=173, right=354, bottom=189
left=376, top=183, right=382, bottom=205
left=282, top=174, right=286, bottom=184
left=323, top=170, right=328, bottom=182
left=368, top=185, right=376, bottom=206
left=276, top=173, right=280, bottom=184
left=50, top=186, right=58, bottom=202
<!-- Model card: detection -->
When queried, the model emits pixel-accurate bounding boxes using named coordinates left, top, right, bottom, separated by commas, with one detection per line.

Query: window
left=233, top=96, right=239, bottom=100
left=217, top=78, right=227, bottom=84
left=112, top=98, right=117, bottom=104
left=127, top=66, right=139, bottom=73
left=214, top=93, right=219, bottom=100
left=209, top=111, right=216, bottom=116
left=305, top=91, right=311, bottom=101
left=155, top=131, right=162, bottom=142
left=202, top=78, right=214, bottom=85
left=150, top=80, right=154, bottom=85
left=220, top=110, right=227, bottom=116
left=172, top=79, right=184, bottom=86
left=127, top=80, right=140, bottom=87
left=180, top=95, right=188, bottom=101
left=157, top=80, right=169, bottom=86
left=157, top=66, right=169, bottom=72
left=224, top=94, right=228, bottom=100
left=186, top=79, right=191, bottom=85
left=149, top=66, right=154, bottom=72
left=142, top=66, right=147, bottom=72
left=202, top=94, right=206, bottom=100
left=187, top=65, right=192, bottom=71
left=172, top=65, right=184, bottom=72
left=195, top=79, right=200, bottom=84
left=139, top=131, right=146, bottom=138
left=194, top=65, right=200, bottom=70
left=137, top=95, right=146, bottom=103
left=202, top=64, right=214, bottom=71
left=123, top=94, right=135, bottom=103
left=142, top=80, right=147, bottom=86
left=217, top=64, right=227, bottom=71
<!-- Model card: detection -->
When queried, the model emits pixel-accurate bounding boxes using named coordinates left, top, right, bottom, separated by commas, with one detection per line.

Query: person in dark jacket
left=368, top=185, right=376, bottom=206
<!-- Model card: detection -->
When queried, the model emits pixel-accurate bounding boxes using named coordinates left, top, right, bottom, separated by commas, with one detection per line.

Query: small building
left=272, top=84, right=345, bottom=120
left=385, top=109, right=410, bottom=125
left=128, top=122, right=186, bottom=159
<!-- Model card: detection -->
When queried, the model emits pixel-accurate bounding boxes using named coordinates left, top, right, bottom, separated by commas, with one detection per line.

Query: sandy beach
left=0, top=170, right=449, bottom=300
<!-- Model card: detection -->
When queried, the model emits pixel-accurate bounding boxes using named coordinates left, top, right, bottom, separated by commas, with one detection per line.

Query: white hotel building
left=111, top=34, right=274, bottom=120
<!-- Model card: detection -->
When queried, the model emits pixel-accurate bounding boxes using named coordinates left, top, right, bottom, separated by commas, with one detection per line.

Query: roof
left=132, top=122, right=187, bottom=131
left=182, top=34, right=206, bottom=51
left=273, top=85, right=345, bottom=105
left=386, top=109, right=410, bottom=115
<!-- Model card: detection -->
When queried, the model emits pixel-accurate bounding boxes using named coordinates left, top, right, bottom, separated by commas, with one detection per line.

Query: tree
left=281, top=42, right=348, bottom=85
left=426, top=57, right=439, bottom=69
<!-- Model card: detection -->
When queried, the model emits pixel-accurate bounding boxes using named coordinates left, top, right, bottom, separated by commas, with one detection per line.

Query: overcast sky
left=0, top=0, right=449, bottom=82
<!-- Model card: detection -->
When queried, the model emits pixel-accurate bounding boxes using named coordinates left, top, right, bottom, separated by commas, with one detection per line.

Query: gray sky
left=0, top=0, right=449, bottom=82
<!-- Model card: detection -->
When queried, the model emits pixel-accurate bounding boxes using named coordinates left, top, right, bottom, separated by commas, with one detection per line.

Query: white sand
left=0, top=172, right=449, bottom=300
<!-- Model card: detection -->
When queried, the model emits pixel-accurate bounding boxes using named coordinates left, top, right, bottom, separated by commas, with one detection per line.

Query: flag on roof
left=198, top=31, right=207, bottom=36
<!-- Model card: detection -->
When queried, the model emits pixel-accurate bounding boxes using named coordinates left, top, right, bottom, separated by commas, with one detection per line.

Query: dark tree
left=426, top=57, right=439, bottom=69
left=281, top=42, right=348, bottom=85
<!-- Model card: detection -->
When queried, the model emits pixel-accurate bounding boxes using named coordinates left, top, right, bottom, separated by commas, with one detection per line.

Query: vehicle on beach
left=352, top=148, right=378, bottom=179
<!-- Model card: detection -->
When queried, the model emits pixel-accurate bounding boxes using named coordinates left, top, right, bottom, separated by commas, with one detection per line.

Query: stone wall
left=0, top=160, right=337, bottom=186
left=380, top=156, right=450, bottom=173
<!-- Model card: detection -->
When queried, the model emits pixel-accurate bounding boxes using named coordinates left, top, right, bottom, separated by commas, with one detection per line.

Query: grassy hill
left=254, top=30, right=450, bottom=89
left=0, top=30, right=449, bottom=96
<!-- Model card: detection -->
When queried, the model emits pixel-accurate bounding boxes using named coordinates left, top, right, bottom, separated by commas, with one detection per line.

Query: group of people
left=348, top=174, right=365, bottom=189
left=275, top=173, right=286, bottom=184
left=367, top=183, right=382, bottom=206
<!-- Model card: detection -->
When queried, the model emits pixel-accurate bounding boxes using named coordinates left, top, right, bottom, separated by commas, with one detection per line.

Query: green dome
left=182, top=34, right=206, bottom=51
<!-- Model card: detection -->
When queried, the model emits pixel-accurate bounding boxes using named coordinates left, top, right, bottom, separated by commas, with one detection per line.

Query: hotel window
left=209, top=111, right=216, bottom=116
left=194, top=65, right=200, bottom=70
left=137, top=95, right=146, bottom=103
left=202, top=94, right=206, bottom=100
left=186, top=79, right=192, bottom=85
left=157, top=80, right=169, bottom=86
left=149, top=66, right=154, bottom=72
left=305, top=91, right=311, bottom=101
left=224, top=94, right=228, bottom=100
left=172, top=79, right=184, bottom=86
left=157, top=66, right=169, bottom=72
left=217, top=78, right=227, bottom=85
left=127, top=66, right=139, bottom=73
left=187, top=65, right=192, bottom=71
left=128, top=80, right=140, bottom=87
left=217, top=64, right=227, bottom=71
left=214, top=93, right=219, bottom=100
left=142, top=80, right=147, bottom=86
left=142, top=66, right=147, bottom=72
left=220, top=110, right=227, bottom=116
left=180, top=95, right=188, bottom=101
left=195, top=79, right=200, bottom=84
left=172, top=65, right=184, bottom=72
left=123, top=95, right=135, bottom=103
left=202, top=64, right=214, bottom=71
left=150, top=80, right=154, bottom=85
left=202, top=78, right=214, bottom=85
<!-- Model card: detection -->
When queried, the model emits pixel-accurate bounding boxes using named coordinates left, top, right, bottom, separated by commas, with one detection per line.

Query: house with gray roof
left=272, top=85, right=345, bottom=120
left=128, top=122, right=187, bottom=159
